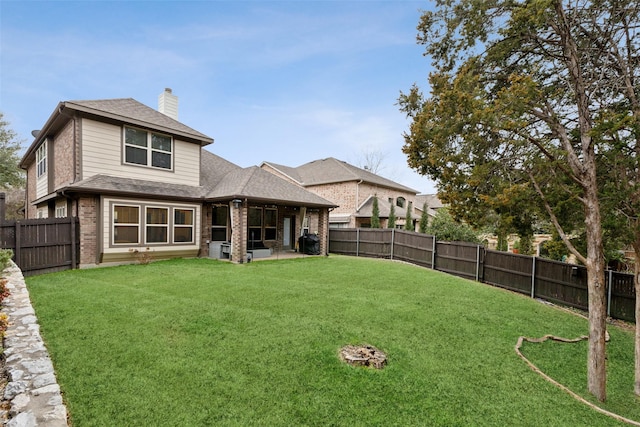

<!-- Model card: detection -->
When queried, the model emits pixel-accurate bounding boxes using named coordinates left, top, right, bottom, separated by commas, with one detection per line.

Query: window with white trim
left=174, top=208, right=194, bottom=243
left=146, top=207, right=169, bottom=244
left=113, top=205, right=140, bottom=244
left=124, top=127, right=173, bottom=170
left=55, top=205, right=67, bottom=218
left=36, top=141, right=47, bottom=178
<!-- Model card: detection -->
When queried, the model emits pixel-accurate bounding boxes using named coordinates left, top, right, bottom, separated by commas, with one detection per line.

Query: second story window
left=36, top=141, right=47, bottom=178
left=396, top=197, right=406, bottom=208
left=124, top=127, right=173, bottom=170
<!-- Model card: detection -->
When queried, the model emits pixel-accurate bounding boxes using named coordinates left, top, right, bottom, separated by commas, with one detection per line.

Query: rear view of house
left=20, top=90, right=335, bottom=267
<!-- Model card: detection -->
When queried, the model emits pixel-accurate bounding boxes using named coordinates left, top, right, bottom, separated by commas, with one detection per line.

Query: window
left=396, top=197, right=406, bottom=208
left=146, top=207, right=169, bottom=243
left=112, top=202, right=197, bottom=246
left=174, top=209, right=194, bottom=243
left=114, top=205, right=140, bottom=244
left=124, top=127, right=172, bottom=170
left=211, top=206, right=228, bottom=241
left=36, top=141, right=47, bottom=178
left=248, top=207, right=262, bottom=242
left=55, top=204, right=67, bottom=218
left=264, top=208, right=277, bottom=240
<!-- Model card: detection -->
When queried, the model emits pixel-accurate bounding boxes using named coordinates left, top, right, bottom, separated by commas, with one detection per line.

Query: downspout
left=355, top=179, right=363, bottom=228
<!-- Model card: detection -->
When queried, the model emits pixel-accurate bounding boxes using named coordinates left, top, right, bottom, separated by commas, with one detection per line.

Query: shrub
left=0, top=278, right=9, bottom=303
left=0, top=249, right=13, bottom=271
left=0, top=313, right=8, bottom=338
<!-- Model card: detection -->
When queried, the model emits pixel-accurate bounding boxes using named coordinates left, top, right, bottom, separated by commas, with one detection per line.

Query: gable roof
left=205, top=166, right=337, bottom=208
left=262, top=157, right=418, bottom=193
left=65, top=98, right=213, bottom=144
left=354, top=195, right=409, bottom=218
left=21, top=98, right=214, bottom=168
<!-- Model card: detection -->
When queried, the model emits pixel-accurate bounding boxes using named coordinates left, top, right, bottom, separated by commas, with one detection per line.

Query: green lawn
left=25, top=256, right=637, bottom=426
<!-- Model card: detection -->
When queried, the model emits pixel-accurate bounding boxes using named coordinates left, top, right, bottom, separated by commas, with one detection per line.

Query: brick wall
left=25, top=165, right=37, bottom=219
left=53, top=120, right=75, bottom=190
left=78, top=196, right=98, bottom=265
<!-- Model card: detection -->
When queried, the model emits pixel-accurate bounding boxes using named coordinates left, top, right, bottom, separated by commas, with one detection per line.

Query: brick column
left=318, top=208, right=329, bottom=256
left=230, top=200, right=246, bottom=263
left=78, top=196, right=98, bottom=266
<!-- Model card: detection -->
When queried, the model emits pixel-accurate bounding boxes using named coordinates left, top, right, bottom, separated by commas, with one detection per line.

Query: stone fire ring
left=339, top=344, right=387, bottom=369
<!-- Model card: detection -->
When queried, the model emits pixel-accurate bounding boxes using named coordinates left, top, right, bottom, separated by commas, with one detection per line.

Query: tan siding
left=36, top=174, right=47, bottom=199
left=101, top=197, right=201, bottom=259
left=81, top=118, right=200, bottom=185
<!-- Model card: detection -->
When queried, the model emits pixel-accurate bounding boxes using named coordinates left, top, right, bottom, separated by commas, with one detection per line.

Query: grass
left=25, top=256, right=637, bottom=426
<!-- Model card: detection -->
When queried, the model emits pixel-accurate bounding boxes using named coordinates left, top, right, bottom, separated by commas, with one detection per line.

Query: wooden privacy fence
left=0, top=217, right=79, bottom=276
left=329, top=228, right=636, bottom=322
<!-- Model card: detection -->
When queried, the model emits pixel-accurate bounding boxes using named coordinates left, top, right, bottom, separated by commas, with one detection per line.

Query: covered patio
left=201, top=165, right=336, bottom=263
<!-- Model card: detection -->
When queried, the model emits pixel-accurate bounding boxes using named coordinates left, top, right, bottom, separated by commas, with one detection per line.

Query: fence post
left=71, top=216, right=77, bottom=269
left=432, top=236, right=436, bottom=269
left=390, top=228, right=395, bottom=260
left=607, top=269, right=613, bottom=317
left=14, top=220, right=21, bottom=266
left=475, top=245, right=481, bottom=282
left=531, top=256, right=536, bottom=299
left=356, top=228, right=360, bottom=257
left=0, top=192, right=5, bottom=224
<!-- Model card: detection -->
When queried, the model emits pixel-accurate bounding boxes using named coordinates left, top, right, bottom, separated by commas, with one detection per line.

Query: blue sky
left=1, top=0, right=436, bottom=193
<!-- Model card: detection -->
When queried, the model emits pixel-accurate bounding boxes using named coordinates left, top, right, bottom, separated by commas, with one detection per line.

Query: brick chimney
left=158, top=88, right=178, bottom=120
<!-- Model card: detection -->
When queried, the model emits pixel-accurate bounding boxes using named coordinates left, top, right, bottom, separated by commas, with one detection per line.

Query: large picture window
left=174, top=209, right=194, bottom=243
left=124, top=127, right=173, bottom=170
left=211, top=206, right=228, bottom=241
left=111, top=202, right=196, bottom=246
left=114, top=205, right=140, bottom=244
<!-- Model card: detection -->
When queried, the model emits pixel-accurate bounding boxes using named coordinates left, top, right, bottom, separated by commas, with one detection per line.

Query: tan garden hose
left=515, top=334, right=640, bottom=426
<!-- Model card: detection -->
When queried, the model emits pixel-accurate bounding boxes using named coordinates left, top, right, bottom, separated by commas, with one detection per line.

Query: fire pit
left=339, top=344, right=387, bottom=369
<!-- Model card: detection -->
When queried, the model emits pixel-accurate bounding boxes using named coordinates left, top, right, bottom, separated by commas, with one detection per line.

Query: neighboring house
left=260, top=158, right=423, bottom=229
left=414, top=193, right=445, bottom=225
left=20, top=89, right=336, bottom=267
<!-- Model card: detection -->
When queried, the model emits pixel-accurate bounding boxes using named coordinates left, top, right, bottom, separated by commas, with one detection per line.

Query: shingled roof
left=262, top=157, right=418, bottom=193
left=205, top=166, right=336, bottom=208
left=63, top=174, right=204, bottom=201
left=64, top=98, right=213, bottom=144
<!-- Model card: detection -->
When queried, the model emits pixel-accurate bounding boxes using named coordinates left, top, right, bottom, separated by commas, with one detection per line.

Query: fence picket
left=0, top=217, right=79, bottom=276
left=328, top=228, right=635, bottom=323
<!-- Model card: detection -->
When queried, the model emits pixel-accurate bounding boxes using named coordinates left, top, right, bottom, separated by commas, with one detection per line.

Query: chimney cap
left=164, top=88, right=172, bottom=93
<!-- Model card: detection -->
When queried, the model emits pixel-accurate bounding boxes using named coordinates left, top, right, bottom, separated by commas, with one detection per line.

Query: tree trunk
left=633, top=243, right=640, bottom=396
left=584, top=188, right=607, bottom=402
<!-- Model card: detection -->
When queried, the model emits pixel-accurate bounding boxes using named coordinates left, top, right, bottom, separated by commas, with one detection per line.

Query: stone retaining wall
left=1, top=261, right=68, bottom=426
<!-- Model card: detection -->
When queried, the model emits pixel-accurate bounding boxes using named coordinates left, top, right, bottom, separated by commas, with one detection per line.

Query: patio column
left=230, top=199, right=247, bottom=263
left=318, top=208, right=329, bottom=256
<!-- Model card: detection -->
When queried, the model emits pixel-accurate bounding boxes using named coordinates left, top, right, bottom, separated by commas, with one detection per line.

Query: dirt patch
left=339, top=344, right=387, bottom=369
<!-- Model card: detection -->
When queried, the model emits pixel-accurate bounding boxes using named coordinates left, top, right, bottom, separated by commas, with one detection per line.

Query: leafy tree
left=0, top=113, right=25, bottom=189
left=388, top=203, right=396, bottom=229
left=404, top=202, right=413, bottom=231
left=371, top=196, right=381, bottom=228
left=419, top=202, right=429, bottom=233
left=426, top=208, right=479, bottom=243
left=398, top=0, right=640, bottom=401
